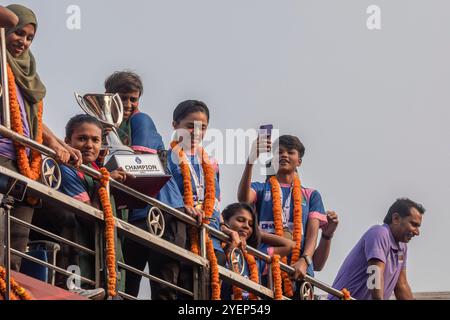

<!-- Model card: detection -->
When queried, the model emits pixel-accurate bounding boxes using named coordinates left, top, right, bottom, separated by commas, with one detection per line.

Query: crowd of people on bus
left=0, top=4, right=425, bottom=300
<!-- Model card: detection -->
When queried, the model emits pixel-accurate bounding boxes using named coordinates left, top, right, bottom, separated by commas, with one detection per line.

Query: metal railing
left=0, top=123, right=351, bottom=300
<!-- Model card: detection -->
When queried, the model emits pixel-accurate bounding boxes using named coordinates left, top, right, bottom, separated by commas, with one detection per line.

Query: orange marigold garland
left=0, top=266, right=32, bottom=300
left=206, top=235, right=221, bottom=300
left=271, top=254, right=283, bottom=300
left=269, top=175, right=303, bottom=297
left=170, top=141, right=220, bottom=298
left=0, top=277, right=19, bottom=300
left=290, top=176, right=303, bottom=263
left=170, top=141, right=216, bottom=253
left=245, top=253, right=259, bottom=300
left=7, top=65, right=43, bottom=181
left=232, top=283, right=243, bottom=300
left=341, top=288, right=351, bottom=300
left=98, top=168, right=117, bottom=297
left=231, top=252, right=259, bottom=300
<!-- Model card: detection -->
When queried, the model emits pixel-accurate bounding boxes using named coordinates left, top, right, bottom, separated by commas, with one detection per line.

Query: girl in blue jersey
left=103, top=71, right=187, bottom=299
left=32, top=114, right=126, bottom=299
left=238, top=134, right=328, bottom=296
left=220, top=202, right=294, bottom=299
left=167, top=100, right=241, bottom=266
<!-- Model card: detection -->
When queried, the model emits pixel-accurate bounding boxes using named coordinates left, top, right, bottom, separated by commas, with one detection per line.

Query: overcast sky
left=8, top=0, right=450, bottom=297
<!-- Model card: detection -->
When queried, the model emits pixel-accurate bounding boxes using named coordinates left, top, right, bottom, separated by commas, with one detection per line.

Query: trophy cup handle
left=111, top=93, right=124, bottom=127
left=74, top=92, right=98, bottom=118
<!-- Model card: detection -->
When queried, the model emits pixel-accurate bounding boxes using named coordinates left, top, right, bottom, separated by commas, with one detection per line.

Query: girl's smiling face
left=227, top=209, right=254, bottom=240
left=173, top=111, right=208, bottom=151
left=66, top=123, right=102, bottom=165
left=6, top=23, right=35, bottom=57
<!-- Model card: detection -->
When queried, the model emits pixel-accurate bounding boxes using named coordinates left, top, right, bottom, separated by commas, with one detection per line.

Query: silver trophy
left=75, top=93, right=134, bottom=159
left=74, top=93, right=171, bottom=209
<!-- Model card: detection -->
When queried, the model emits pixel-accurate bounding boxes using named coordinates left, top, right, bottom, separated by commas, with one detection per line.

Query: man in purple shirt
left=329, top=198, right=425, bottom=300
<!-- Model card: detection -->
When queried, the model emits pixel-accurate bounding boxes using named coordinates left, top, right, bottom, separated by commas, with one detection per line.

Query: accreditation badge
left=283, top=227, right=293, bottom=240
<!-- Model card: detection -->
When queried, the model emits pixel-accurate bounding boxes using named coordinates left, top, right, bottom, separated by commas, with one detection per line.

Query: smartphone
left=259, top=124, right=273, bottom=155
left=259, top=124, right=273, bottom=138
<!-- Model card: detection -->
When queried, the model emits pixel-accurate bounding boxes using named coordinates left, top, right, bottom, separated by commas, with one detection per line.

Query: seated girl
left=46, top=114, right=126, bottom=298
left=220, top=202, right=294, bottom=300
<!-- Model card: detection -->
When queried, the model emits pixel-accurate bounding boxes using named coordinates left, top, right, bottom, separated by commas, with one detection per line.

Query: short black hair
left=173, top=100, right=210, bottom=123
left=273, top=135, right=305, bottom=159
left=104, top=71, right=144, bottom=96
left=383, top=198, right=426, bottom=224
left=65, top=114, right=103, bottom=139
left=222, top=202, right=261, bottom=248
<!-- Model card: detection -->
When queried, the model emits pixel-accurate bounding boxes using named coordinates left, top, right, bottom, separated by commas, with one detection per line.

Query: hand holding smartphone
left=258, top=124, right=273, bottom=154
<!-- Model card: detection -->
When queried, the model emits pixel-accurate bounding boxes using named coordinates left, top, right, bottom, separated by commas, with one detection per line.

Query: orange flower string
left=0, top=277, right=19, bottom=300
left=232, top=282, right=243, bottom=300
left=98, top=168, right=117, bottom=298
left=206, top=235, right=221, bottom=300
left=188, top=228, right=200, bottom=256
left=290, top=176, right=303, bottom=263
left=245, top=253, right=259, bottom=300
left=170, top=141, right=220, bottom=299
left=271, top=254, right=283, bottom=300
left=269, top=175, right=303, bottom=297
left=7, top=65, right=43, bottom=181
left=229, top=250, right=260, bottom=300
left=170, top=141, right=216, bottom=253
left=341, top=288, right=351, bottom=300
left=0, top=266, right=32, bottom=300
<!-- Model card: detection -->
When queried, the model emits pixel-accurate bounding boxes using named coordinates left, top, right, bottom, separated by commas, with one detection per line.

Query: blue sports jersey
left=129, top=112, right=164, bottom=154
left=59, top=164, right=97, bottom=203
left=166, top=149, right=222, bottom=251
left=251, top=181, right=327, bottom=276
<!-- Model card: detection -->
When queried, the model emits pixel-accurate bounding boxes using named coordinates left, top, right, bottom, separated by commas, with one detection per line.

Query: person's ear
left=172, top=120, right=178, bottom=129
left=297, top=158, right=302, bottom=167
left=392, top=212, right=401, bottom=225
left=64, top=137, right=70, bottom=145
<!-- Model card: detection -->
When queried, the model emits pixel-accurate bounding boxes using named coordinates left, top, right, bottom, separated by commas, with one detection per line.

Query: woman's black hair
left=65, top=114, right=103, bottom=139
left=222, top=202, right=261, bottom=248
left=173, top=100, right=210, bottom=123
left=104, top=71, right=144, bottom=97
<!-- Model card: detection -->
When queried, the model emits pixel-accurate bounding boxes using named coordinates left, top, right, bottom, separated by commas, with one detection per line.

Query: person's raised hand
left=322, top=211, right=339, bottom=239
left=248, top=137, right=271, bottom=165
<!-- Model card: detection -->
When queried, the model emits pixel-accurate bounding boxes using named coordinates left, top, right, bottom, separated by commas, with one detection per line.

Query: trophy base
left=111, top=174, right=171, bottom=209
left=105, top=153, right=171, bottom=209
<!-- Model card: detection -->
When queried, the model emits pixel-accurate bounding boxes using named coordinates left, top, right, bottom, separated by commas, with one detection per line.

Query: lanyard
left=186, top=155, right=205, bottom=203
left=278, top=184, right=293, bottom=227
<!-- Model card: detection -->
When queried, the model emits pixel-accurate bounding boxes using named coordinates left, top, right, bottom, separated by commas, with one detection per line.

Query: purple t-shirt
left=0, top=83, right=31, bottom=159
left=328, top=224, right=407, bottom=300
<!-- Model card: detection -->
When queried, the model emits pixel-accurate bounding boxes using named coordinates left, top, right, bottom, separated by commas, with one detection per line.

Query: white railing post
left=0, top=27, right=11, bottom=129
